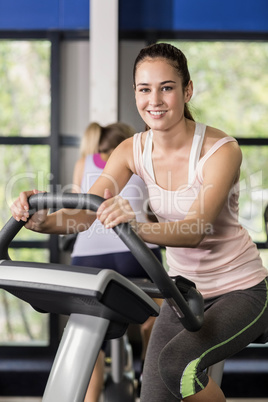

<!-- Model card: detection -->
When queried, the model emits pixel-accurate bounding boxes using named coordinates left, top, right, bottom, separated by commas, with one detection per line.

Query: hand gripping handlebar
left=0, top=193, right=204, bottom=331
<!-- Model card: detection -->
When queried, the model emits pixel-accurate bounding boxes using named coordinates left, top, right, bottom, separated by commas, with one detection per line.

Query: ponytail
left=79, top=122, right=102, bottom=157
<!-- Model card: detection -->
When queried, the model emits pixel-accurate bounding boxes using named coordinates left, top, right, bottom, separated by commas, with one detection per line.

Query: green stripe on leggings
left=180, top=279, right=268, bottom=398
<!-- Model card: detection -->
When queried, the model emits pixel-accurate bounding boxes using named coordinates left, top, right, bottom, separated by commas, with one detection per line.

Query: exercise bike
left=0, top=193, right=204, bottom=401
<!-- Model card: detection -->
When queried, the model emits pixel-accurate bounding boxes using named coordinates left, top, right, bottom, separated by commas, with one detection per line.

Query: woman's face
left=134, top=57, right=192, bottom=132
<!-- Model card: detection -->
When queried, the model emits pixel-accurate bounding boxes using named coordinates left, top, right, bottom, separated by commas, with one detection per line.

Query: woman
left=11, top=43, right=268, bottom=402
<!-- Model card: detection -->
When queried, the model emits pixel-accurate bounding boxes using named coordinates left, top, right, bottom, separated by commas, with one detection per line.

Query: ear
left=184, top=80, right=193, bottom=103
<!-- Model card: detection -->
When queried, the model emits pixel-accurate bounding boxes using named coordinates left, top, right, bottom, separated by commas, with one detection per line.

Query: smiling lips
left=148, top=110, right=167, bottom=117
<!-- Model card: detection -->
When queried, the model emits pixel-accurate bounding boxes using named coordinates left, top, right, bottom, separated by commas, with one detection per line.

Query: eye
left=162, top=86, right=173, bottom=92
left=139, top=87, right=150, bottom=93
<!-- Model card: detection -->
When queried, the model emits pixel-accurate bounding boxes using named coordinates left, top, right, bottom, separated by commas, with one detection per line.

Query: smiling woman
left=133, top=45, right=195, bottom=130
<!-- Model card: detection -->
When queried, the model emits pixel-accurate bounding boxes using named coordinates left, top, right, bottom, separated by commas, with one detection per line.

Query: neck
left=152, top=119, right=195, bottom=151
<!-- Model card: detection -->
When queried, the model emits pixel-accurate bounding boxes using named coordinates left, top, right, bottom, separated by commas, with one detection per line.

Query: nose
left=149, top=89, right=163, bottom=107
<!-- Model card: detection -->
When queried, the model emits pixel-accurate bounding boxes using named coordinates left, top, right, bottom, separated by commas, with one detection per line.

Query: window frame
left=0, top=31, right=60, bottom=363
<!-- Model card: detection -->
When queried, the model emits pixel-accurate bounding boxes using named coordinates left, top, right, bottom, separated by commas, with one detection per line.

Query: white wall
left=119, top=40, right=146, bottom=133
left=59, top=40, right=90, bottom=189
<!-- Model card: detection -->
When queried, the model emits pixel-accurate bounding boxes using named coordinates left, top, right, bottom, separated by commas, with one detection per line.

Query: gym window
left=0, top=35, right=59, bottom=360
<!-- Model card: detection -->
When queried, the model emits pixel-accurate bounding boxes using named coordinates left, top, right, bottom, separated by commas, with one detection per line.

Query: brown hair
left=133, top=42, right=194, bottom=122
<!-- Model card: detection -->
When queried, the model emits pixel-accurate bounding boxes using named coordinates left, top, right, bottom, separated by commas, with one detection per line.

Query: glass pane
left=0, top=40, right=51, bottom=136
left=239, top=146, right=268, bottom=243
left=9, top=248, right=49, bottom=263
left=0, top=144, right=50, bottom=241
left=0, top=249, right=50, bottom=346
left=162, top=41, right=268, bottom=138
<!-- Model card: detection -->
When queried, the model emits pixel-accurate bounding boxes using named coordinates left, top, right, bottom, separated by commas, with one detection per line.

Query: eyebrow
left=136, top=80, right=176, bottom=87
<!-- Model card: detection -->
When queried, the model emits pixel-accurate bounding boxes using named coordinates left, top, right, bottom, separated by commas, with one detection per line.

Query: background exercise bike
left=0, top=193, right=204, bottom=402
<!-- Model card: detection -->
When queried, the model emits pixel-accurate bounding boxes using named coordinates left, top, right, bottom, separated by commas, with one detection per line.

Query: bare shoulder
left=202, top=126, right=242, bottom=183
left=114, top=136, right=134, bottom=157
left=109, top=136, right=135, bottom=172
left=203, top=125, right=241, bottom=158
left=74, top=156, right=86, bottom=170
left=203, top=125, right=228, bottom=148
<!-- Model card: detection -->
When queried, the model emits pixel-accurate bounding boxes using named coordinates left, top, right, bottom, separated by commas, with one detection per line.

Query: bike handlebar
left=0, top=193, right=204, bottom=331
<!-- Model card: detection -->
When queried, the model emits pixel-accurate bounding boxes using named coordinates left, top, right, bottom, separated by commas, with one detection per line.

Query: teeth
left=149, top=111, right=166, bottom=115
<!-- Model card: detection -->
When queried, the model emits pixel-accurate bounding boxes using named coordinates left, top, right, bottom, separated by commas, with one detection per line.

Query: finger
left=97, top=196, right=135, bottom=228
left=98, top=199, right=122, bottom=226
left=20, top=189, right=39, bottom=210
left=104, top=204, right=136, bottom=229
left=11, top=190, right=39, bottom=222
left=104, top=210, right=130, bottom=228
left=97, top=196, right=117, bottom=218
left=19, top=192, right=29, bottom=211
left=11, top=199, right=28, bottom=222
left=104, top=208, right=136, bottom=229
left=97, top=203, right=117, bottom=225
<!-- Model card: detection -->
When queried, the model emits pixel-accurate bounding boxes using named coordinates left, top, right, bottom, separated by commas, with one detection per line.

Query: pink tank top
left=133, top=123, right=267, bottom=298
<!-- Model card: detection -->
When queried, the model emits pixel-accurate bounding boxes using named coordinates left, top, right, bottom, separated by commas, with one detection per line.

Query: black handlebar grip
left=0, top=193, right=204, bottom=331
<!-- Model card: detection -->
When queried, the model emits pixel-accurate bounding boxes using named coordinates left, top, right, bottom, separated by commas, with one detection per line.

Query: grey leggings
left=141, top=278, right=268, bottom=401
